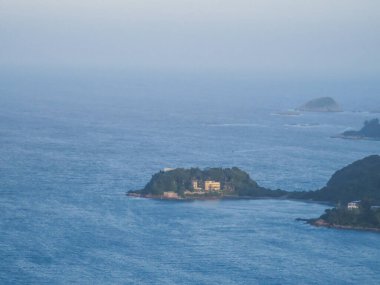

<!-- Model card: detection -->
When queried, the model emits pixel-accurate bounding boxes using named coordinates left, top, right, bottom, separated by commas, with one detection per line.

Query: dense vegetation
left=317, top=201, right=380, bottom=229
left=134, top=167, right=286, bottom=197
left=132, top=155, right=380, bottom=203
left=289, top=155, right=380, bottom=204
left=342, top=118, right=380, bottom=139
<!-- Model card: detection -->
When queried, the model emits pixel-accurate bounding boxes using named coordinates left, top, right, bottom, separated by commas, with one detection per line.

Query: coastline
left=331, top=135, right=380, bottom=141
left=129, top=193, right=380, bottom=233
left=126, top=192, right=333, bottom=205
left=126, top=192, right=279, bottom=201
left=302, top=218, right=380, bottom=233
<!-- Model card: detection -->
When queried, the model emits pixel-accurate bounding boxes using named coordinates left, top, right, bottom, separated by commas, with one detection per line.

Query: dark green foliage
left=289, top=155, right=380, bottom=204
left=342, top=118, right=380, bottom=139
left=138, top=155, right=380, bottom=203
left=139, top=167, right=286, bottom=197
left=320, top=206, right=380, bottom=228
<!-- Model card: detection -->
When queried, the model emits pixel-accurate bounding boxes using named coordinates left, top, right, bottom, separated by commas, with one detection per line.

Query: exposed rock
left=339, top=118, right=380, bottom=140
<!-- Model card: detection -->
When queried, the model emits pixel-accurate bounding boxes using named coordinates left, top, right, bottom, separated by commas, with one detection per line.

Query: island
left=297, top=97, right=341, bottom=112
left=128, top=167, right=286, bottom=200
left=337, top=118, right=380, bottom=140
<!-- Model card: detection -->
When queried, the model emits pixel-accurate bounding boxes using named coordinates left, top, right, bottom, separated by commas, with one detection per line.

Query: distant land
left=128, top=167, right=286, bottom=200
left=297, top=97, right=341, bottom=112
left=304, top=200, right=380, bottom=232
left=295, top=155, right=380, bottom=231
left=129, top=155, right=380, bottom=204
left=336, top=118, right=380, bottom=140
left=128, top=155, right=380, bottom=231
left=290, top=155, right=380, bottom=204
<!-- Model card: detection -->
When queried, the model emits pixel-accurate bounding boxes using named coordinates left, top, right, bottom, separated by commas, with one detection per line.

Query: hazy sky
left=1, top=0, right=379, bottom=76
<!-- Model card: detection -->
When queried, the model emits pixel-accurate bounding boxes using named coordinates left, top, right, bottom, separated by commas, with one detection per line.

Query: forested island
left=337, top=118, right=380, bottom=140
left=128, top=167, right=286, bottom=199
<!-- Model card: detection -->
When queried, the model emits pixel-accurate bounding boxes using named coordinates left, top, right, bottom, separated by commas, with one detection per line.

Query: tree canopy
left=138, top=167, right=285, bottom=197
left=290, top=155, right=380, bottom=204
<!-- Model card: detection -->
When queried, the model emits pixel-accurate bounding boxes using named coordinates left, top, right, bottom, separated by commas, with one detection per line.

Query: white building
left=347, top=201, right=360, bottom=210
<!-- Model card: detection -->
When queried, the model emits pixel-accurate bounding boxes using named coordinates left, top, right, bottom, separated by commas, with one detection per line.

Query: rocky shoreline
left=336, top=118, right=380, bottom=141
left=332, top=134, right=380, bottom=141
left=297, top=218, right=380, bottom=233
left=126, top=192, right=289, bottom=201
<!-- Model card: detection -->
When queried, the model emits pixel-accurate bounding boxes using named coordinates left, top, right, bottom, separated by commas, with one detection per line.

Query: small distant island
left=337, top=118, right=380, bottom=140
left=128, top=167, right=286, bottom=200
left=297, top=97, right=341, bottom=112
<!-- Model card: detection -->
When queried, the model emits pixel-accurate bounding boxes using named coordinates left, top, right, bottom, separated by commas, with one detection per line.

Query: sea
left=1, top=70, right=380, bottom=284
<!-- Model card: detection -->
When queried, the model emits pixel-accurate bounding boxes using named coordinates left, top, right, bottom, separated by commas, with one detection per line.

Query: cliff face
left=292, top=155, right=380, bottom=204
left=341, top=118, right=380, bottom=139
left=298, top=97, right=341, bottom=112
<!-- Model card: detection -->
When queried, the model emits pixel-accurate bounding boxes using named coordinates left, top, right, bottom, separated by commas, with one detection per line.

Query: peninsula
left=297, top=97, right=341, bottom=112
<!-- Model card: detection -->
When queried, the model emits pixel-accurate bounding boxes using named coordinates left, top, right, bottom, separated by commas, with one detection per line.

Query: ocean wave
left=205, top=123, right=267, bottom=128
left=284, top=123, right=320, bottom=128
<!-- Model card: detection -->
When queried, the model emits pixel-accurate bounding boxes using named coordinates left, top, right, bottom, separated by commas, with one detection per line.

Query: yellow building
left=204, top=180, right=221, bottom=191
left=192, top=180, right=203, bottom=191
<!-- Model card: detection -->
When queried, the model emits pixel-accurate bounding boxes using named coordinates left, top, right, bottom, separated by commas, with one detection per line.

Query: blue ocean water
left=1, top=71, right=380, bottom=284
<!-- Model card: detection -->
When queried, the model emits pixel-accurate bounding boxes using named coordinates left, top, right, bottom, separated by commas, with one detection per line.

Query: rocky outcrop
left=339, top=118, right=380, bottom=140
